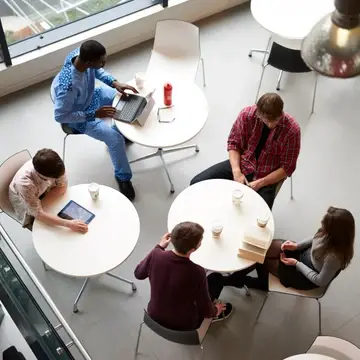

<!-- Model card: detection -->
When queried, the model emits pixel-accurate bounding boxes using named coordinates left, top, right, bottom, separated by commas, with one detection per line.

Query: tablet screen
left=58, top=200, right=95, bottom=224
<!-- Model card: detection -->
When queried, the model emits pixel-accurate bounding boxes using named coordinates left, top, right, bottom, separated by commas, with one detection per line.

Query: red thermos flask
left=164, top=83, right=173, bottom=106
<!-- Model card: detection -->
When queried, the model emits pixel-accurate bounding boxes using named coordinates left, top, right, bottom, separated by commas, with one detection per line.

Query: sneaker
left=117, top=180, right=135, bottom=201
left=212, top=303, right=233, bottom=323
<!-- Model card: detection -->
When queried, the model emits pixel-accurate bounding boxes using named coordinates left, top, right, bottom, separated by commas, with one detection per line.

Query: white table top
left=33, top=185, right=140, bottom=277
left=284, top=355, right=336, bottom=360
left=251, top=0, right=334, bottom=40
left=113, top=81, right=208, bottom=148
left=167, top=179, right=275, bottom=272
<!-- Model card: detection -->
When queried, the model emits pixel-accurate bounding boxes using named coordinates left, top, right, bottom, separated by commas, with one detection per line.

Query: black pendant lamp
left=301, top=0, right=360, bottom=78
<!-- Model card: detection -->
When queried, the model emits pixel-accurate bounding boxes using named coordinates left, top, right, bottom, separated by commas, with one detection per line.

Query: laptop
left=114, top=90, right=155, bottom=126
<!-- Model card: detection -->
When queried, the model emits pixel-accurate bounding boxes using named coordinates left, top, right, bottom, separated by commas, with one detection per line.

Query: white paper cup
left=88, top=183, right=100, bottom=200
left=135, top=72, right=146, bottom=89
left=232, top=189, right=244, bottom=205
left=257, top=215, right=269, bottom=228
left=212, top=221, right=223, bottom=237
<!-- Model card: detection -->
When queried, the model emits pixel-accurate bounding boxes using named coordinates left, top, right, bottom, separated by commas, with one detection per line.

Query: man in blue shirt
left=51, top=40, right=137, bottom=200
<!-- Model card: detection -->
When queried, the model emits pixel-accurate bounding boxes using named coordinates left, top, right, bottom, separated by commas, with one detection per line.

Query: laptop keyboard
left=118, top=96, right=147, bottom=123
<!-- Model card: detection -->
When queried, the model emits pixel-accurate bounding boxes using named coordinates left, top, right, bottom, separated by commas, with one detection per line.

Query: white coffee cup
left=232, top=189, right=244, bottom=205
left=212, top=221, right=223, bottom=238
left=135, top=72, right=146, bottom=89
left=257, top=214, right=269, bottom=228
left=88, top=183, right=100, bottom=200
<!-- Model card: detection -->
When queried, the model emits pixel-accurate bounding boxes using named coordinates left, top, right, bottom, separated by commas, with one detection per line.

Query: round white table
left=167, top=179, right=275, bottom=273
left=113, top=81, right=208, bottom=193
left=284, top=355, right=336, bottom=360
left=251, top=0, right=334, bottom=41
left=33, top=184, right=140, bottom=313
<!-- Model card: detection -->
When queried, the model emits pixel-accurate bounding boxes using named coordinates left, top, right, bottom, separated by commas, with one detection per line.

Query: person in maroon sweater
left=134, top=221, right=233, bottom=331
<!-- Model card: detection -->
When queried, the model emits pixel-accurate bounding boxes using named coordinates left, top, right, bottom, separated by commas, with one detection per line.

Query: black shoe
left=212, top=303, right=233, bottom=323
left=117, top=180, right=135, bottom=201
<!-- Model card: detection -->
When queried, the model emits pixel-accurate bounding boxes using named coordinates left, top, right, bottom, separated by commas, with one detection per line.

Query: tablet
left=57, top=200, right=95, bottom=224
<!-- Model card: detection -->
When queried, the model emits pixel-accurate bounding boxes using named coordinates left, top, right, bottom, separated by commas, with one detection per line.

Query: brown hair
left=33, top=149, right=65, bottom=179
left=171, top=222, right=204, bottom=255
left=256, top=93, right=284, bottom=120
left=314, top=206, right=355, bottom=270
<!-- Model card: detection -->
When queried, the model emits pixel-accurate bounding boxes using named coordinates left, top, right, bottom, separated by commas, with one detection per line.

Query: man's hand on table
left=113, top=81, right=138, bottom=97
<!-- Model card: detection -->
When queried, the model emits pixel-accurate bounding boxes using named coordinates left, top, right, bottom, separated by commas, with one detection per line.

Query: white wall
left=0, top=0, right=248, bottom=97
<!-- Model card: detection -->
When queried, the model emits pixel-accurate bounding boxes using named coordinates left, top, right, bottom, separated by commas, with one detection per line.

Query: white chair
left=0, top=150, right=32, bottom=222
left=255, top=273, right=332, bottom=335
left=135, top=310, right=212, bottom=359
left=308, top=336, right=360, bottom=360
left=146, top=20, right=206, bottom=86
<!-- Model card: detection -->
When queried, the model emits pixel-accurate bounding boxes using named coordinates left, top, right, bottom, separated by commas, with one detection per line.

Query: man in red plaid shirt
left=191, top=93, right=301, bottom=209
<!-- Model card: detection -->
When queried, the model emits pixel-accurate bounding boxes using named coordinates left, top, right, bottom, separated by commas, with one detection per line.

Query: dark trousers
left=207, top=272, right=224, bottom=301
left=224, top=263, right=269, bottom=290
left=190, top=160, right=277, bottom=209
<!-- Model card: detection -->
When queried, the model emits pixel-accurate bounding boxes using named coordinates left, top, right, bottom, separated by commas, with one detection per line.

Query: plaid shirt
left=227, top=105, right=301, bottom=179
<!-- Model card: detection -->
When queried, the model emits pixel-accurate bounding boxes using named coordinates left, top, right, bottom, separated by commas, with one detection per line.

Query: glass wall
left=0, top=244, right=74, bottom=359
left=0, top=0, right=166, bottom=63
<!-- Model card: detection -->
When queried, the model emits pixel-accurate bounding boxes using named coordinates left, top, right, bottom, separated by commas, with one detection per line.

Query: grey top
left=295, top=236, right=341, bottom=287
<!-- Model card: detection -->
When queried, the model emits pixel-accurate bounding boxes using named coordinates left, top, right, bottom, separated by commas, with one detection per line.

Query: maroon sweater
left=134, top=245, right=216, bottom=331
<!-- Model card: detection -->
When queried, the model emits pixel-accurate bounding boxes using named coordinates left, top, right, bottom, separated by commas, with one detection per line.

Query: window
left=0, top=0, right=166, bottom=64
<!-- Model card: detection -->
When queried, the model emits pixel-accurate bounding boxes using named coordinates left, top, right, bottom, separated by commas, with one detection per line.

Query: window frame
left=0, top=0, right=166, bottom=65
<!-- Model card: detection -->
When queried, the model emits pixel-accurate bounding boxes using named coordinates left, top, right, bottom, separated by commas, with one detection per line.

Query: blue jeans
left=69, top=87, right=132, bottom=182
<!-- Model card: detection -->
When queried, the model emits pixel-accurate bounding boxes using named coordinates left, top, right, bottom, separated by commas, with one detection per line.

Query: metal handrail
left=0, top=224, right=92, bottom=360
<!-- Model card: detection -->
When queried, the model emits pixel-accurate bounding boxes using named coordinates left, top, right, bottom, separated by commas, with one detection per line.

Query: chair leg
left=255, top=293, right=269, bottom=323
left=134, top=322, right=144, bottom=359
left=248, top=36, right=272, bottom=67
left=63, top=134, right=69, bottom=163
left=317, top=299, right=322, bottom=335
left=200, top=344, right=204, bottom=360
left=201, top=57, right=206, bottom=87
left=262, top=36, right=272, bottom=67
left=290, top=177, right=294, bottom=200
left=276, top=71, right=283, bottom=91
left=255, top=64, right=268, bottom=103
left=311, top=73, right=318, bottom=117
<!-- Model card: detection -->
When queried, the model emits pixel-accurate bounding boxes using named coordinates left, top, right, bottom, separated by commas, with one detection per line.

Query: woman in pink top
left=9, top=148, right=87, bottom=233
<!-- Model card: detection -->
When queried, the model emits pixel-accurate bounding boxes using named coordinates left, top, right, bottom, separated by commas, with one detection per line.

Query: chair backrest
left=153, top=20, right=200, bottom=58
left=268, top=42, right=311, bottom=73
left=143, top=310, right=200, bottom=346
left=308, top=336, right=360, bottom=360
left=0, top=150, right=32, bottom=218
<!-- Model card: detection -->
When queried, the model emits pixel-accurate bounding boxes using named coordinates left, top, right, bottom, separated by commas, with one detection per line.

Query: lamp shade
left=301, top=2, right=360, bottom=78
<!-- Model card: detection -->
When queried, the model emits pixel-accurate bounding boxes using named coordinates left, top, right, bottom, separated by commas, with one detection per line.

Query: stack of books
left=238, top=225, right=272, bottom=264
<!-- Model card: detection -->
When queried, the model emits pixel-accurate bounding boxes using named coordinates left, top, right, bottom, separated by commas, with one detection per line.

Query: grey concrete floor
left=1, top=3, right=360, bottom=360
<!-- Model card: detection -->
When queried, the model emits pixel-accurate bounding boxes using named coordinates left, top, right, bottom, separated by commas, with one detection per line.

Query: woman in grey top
left=224, top=207, right=355, bottom=290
